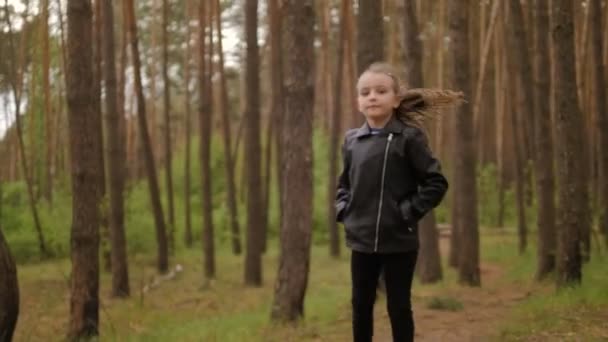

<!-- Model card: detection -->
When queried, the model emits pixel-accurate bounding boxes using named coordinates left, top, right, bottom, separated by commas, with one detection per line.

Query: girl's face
left=357, top=71, right=400, bottom=122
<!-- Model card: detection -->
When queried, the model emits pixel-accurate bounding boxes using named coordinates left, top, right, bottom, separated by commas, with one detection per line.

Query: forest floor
left=11, top=230, right=608, bottom=341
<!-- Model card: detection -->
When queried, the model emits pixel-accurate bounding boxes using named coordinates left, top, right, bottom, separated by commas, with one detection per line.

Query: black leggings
left=351, top=250, right=418, bottom=342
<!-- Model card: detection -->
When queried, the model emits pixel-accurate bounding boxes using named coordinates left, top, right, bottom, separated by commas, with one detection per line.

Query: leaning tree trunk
left=449, top=0, right=480, bottom=286
left=66, top=0, right=103, bottom=338
left=126, top=0, right=169, bottom=274
left=533, top=0, right=556, bottom=280
left=2, top=0, right=48, bottom=258
left=552, top=0, right=589, bottom=288
left=0, top=225, right=19, bottom=342
left=102, top=0, right=130, bottom=297
left=403, top=0, right=442, bottom=283
left=244, top=0, right=264, bottom=286
left=271, top=0, right=315, bottom=322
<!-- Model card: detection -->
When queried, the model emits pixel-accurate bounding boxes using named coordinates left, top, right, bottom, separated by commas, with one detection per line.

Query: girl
left=335, top=62, right=463, bottom=342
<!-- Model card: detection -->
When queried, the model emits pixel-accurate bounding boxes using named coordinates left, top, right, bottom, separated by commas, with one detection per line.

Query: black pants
left=351, top=250, right=418, bottom=342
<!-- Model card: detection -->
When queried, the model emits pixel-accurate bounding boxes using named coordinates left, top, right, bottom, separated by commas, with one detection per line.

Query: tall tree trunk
left=0, top=224, right=19, bottom=342
left=215, top=0, right=241, bottom=255
left=590, top=0, right=608, bottom=248
left=244, top=0, right=264, bottom=286
left=357, top=0, right=384, bottom=74
left=102, top=0, right=130, bottom=297
left=403, top=0, right=442, bottom=283
left=533, top=0, right=556, bottom=280
left=2, top=0, right=48, bottom=258
left=183, top=0, right=194, bottom=248
left=268, top=0, right=285, bottom=240
left=449, top=0, right=480, bottom=286
left=41, top=0, right=54, bottom=205
left=92, top=0, right=110, bottom=273
left=271, top=0, right=314, bottom=321
left=552, top=0, right=589, bottom=288
left=126, top=0, right=169, bottom=274
left=162, top=0, right=176, bottom=253
left=328, top=0, right=348, bottom=258
left=504, top=1, right=534, bottom=254
left=66, top=0, right=103, bottom=337
left=199, top=0, right=215, bottom=279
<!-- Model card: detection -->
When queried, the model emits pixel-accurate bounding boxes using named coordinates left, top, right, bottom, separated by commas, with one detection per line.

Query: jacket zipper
left=374, top=133, right=393, bottom=252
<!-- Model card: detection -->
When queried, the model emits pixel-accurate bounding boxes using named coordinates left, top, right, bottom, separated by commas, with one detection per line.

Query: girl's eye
left=360, top=90, right=369, bottom=96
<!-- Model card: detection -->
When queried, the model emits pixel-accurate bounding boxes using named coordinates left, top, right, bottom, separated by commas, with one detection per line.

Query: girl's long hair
left=363, top=62, right=466, bottom=129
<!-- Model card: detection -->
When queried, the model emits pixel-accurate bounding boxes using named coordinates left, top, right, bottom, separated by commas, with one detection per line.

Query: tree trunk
left=506, top=0, right=536, bottom=163
left=357, top=0, right=383, bottom=74
left=92, top=0, right=110, bottom=273
left=215, top=0, right=241, bottom=255
left=2, top=0, right=48, bottom=258
left=66, top=0, right=103, bottom=338
left=183, top=0, right=194, bottom=248
left=533, top=0, right=556, bottom=280
left=403, top=0, right=442, bottom=283
left=328, top=0, right=348, bottom=258
left=162, top=0, right=175, bottom=253
left=268, top=0, right=285, bottom=241
left=271, top=0, right=314, bottom=321
left=590, top=0, right=608, bottom=248
left=552, top=0, right=589, bottom=287
left=0, top=225, right=19, bottom=342
left=42, top=0, right=54, bottom=205
left=102, top=0, right=130, bottom=297
left=126, top=0, right=169, bottom=274
left=199, top=0, right=215, bottom=279
left=449, top=0, right=480, bottom=286
left=244, top=0, right=264, bottom=286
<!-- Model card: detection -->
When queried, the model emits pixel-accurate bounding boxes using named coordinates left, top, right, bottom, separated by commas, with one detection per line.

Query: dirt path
left=372, top=262, right=532, bottom=342
left=371, top=234, right=535, bottom=342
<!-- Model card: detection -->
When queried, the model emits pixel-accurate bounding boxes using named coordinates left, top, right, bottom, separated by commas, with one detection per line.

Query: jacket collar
left=355, top=116, right=404, bottom=138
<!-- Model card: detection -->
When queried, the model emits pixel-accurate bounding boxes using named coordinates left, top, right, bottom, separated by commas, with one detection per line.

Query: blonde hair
left=361, top=62, right=465, bottom=128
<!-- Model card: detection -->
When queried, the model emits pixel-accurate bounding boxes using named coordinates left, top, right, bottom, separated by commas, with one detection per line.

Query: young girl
left=335, top=62, right=463, bottom=342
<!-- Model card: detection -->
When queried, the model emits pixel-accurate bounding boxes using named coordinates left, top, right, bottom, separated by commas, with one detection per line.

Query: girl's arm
left=401, top=128, right=449, bottom=222
left=335, top=136, right=351, bottom=223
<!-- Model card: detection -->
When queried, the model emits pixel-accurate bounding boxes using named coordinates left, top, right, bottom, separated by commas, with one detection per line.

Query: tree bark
left=328, top=0, right=348, bottom=258
left=271, top=0, right=314, bottom=321
left=66, top=0, right=103, bottom=337
left=533, top=0, right=556, bottom=280
left=449, top=0, right=480, bottom=286
left=102, top=0, right=130, bottom=297
left=244, top=0, right=264, bottom=286
left=403, top=0, right=442, bottom=283
left=0, top=224, right=19, bottom=342
left=199, top=0, right=215, bottom=279
left=215, top=0, right=241, bottom=255
left=162, top=0, right=176, bottom=253
left=552, top=0, right=589, bottom=287
left=183, top=0, right=194, bottom=248
left=589, top=0, right=608, bottom=248
left=126, top=0, right=169, bottom=274
left=357, top=0, right=384, bottom=74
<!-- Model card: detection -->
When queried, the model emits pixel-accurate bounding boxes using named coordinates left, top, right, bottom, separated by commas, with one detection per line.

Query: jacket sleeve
left=335, top=135, right=351, bottom=223
left=400, top=127, right=449, bottom=222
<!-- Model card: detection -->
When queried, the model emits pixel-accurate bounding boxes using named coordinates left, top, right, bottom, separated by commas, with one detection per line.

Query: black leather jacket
left=335, top=117, right=448, bottom=253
